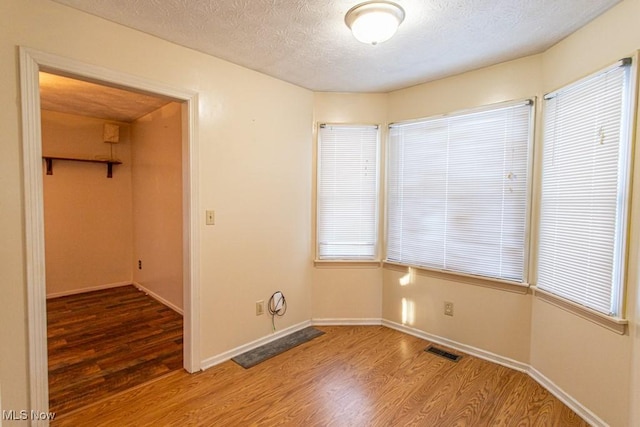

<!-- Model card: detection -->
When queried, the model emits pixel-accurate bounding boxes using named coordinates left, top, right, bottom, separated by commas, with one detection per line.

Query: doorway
left=20, top=47, right=201, bottom=417
left=40, top=71, right=186, bottom=412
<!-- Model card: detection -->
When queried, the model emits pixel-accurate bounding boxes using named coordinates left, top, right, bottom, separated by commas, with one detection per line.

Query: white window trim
left=314, top=260, right=382, bottom=268
left=384, top=261, right=530, bottom=294
left=314, top=122, right=382, bottom=264
left=531, top=286, right=628, bottom=334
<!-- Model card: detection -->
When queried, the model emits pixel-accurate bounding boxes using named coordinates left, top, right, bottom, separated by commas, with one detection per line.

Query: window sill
left=531, top=286, right=627, bottom=334
left=314, top=259, right=381, bottom=268
left=382, top=262, right=530, bottom=294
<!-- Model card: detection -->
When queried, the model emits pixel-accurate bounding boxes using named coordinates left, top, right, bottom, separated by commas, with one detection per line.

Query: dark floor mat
left=231, top=327, right=325, bottom=368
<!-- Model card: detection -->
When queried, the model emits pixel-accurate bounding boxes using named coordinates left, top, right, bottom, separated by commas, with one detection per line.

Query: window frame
left=535, top=58, right=635, bottom=324
left=315, top=122, right=382, bottom=264
left=383, top=99, right=536, bottom=285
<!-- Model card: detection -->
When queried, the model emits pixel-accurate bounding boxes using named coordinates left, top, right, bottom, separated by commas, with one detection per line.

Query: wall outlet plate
left=444, top=301, right=454, bottom=316
left=256, top=300, right=264, bottom=316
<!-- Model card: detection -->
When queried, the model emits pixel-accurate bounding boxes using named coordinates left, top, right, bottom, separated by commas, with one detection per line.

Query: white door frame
left=19, top=47, right=201, bottom=419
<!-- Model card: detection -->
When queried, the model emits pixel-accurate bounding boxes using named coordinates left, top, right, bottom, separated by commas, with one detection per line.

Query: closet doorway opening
left=20, top=47, right=200, bottom=418
left=41, top=71, right=186, bottom=413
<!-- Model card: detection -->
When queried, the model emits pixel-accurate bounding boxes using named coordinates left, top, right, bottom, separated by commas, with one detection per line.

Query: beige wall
left=41, top=110, right=133, bottom=296
left=198, top=75, right=313, bottom=353
left=388, top=54, right=542, bottom=122
left=311, top=93, right=387, bottom=320
left=632, top=238, right=640, bottom=424
left=383, top=269, right=532, bottom=362
left=1, top=0, right=313, bottom=414
left=531, top=1, right=640, bottom=426
left=1, top=0, right=29, bottom=406
left=131, top=102, right=183, bottom=310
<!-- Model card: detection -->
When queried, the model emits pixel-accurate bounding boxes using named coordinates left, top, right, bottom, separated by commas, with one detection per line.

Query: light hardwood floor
left=52, top=325, right=586, bottom=426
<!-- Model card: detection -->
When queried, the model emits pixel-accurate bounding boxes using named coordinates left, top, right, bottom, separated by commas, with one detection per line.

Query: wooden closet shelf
left=43, top=156, right=122, bottom=178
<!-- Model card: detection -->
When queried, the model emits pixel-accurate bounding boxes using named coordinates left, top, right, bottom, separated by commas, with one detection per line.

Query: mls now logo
left=2, top=410, right=56, bottom=421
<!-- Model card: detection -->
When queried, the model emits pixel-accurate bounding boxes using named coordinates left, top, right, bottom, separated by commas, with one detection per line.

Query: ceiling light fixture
left=345, top=1, right=405, bottom=45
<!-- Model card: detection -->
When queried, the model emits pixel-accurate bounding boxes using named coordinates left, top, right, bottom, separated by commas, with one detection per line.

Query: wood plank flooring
left=52, top=325, right=587, bottom=426
left=47, top=285, right=183, bottom=414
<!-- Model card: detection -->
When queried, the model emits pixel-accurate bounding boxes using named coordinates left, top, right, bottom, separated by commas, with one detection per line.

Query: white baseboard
left=382, top=319, right=529, bottom=373
left=312, top=318, right=382, bottom=326
left=133, top=282, right=183, bottom=315
left=528, top=367, right=606, bottom=427
left=46, top=281, right=131, bottom=299
left=200, top=320, right=312, bottom=370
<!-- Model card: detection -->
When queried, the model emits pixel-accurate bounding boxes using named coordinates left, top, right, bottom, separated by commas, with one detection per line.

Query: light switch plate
left=206, top=210, right=215, bottom=225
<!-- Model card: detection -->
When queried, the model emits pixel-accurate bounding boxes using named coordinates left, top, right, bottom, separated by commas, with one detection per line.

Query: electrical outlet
left=256, top=300, right=265, bottom=316
left=444, top=301, right=454, bottom=316
left=138, top=260, right=142, bottom=270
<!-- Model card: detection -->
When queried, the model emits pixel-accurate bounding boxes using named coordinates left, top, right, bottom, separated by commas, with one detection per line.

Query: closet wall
left=131, top=102, right=183, bottom=311
left=42, top=104, right=183, bottom=311
left=42, top=110, right=133, bottom=296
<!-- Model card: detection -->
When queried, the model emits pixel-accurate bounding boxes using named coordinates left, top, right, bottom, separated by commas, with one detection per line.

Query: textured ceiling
left=51, top=0, right=620, bottom=92
left=40, top=72, right=172, bottom=122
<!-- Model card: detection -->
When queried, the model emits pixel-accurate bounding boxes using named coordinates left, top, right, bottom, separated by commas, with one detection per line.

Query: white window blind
left=387, top=101, right=533, bottom=282
left=538, top=59, right=632, bottom=316
left=317, top=124, right=379, bottom=260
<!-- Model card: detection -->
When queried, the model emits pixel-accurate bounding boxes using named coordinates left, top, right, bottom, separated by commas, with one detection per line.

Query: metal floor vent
left=425, top=345, right=462, bottom=362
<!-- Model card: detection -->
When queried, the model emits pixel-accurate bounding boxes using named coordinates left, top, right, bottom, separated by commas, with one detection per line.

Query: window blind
left=317, top=124, right=379, bottom=260
left=538, top=60, right=632, bottom=316
left=387, top=101, right=533, bottom=282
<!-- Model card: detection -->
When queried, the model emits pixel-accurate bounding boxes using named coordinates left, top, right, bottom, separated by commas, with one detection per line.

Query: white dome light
left=345, top=1, right=405, bottom=45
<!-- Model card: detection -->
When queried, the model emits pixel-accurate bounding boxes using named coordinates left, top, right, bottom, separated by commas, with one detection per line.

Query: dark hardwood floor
left=47, top=285, right=183, bottom=414
left=52, top=325, right=587, bottom=426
